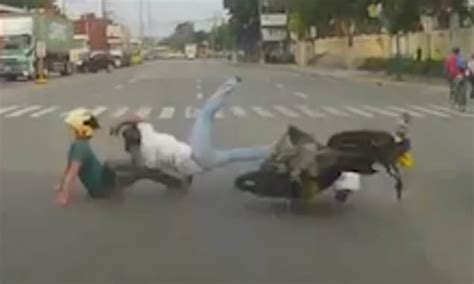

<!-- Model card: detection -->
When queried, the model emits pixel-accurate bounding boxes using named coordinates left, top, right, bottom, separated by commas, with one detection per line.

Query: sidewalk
left=279, top=64, right=449, bottom=92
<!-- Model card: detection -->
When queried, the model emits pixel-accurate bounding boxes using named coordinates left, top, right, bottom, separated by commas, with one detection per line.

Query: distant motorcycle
left=454, top=69, right=472, bottom=112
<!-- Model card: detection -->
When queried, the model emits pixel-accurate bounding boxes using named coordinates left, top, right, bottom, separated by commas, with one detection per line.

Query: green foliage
left=0, top=0, right=54, bottom=9
left=359, top=57, right=444, bottom=77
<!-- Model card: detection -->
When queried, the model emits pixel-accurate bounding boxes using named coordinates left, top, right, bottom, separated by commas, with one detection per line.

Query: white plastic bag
left=334, top=172, right=361, bottom=192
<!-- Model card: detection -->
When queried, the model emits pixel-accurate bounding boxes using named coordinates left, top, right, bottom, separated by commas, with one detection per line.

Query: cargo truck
left=185, top=43, right=198, bottom=60
left=106, top=24, right=131, bottom=68
left=0, top=13, right=74, bottom=80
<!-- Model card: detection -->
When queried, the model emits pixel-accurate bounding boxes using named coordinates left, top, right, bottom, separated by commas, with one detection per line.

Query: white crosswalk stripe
left=135, top=107, right=152, bottom=118
left=112, top=107, right=129, bottom=118
left=92, top=106, right=107, bottom=116
left=216, top=110, right=224, bottom=119
left=293, top=92, right=308, bottom=99
left=0, top=105, right=19, bottom=115
left=363, top=105, right=399, bottom=117
left=344, top=106, right=374, bottom=118
left=158, top=107, right=175, bottom=119
left=409, top=105, right=451, bottom=117
left=294, top=105, right=326, bottom=118
left=428, top=104, right=474, bottom=118
left=322, top=106, right=350, bottom=117
left=274, top=106, right=300, bottom=118
left=252, top=106, right=274, bottom=118
left=6, top=105, right=42, bottom=118
left=230, top=106, right=247, bottom=118
left=387, top=106, right=426, bottom=118
left=2, top=104, right=473, bottom=121
left=30, top=106, right=59, bottom=118
left=61, top=107, right=84, bottom=117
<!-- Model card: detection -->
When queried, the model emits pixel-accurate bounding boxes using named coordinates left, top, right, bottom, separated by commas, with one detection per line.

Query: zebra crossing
left=0, top=104, right=472, bottom=121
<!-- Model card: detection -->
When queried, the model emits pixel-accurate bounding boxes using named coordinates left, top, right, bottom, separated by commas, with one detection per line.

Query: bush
left=360, top=57, right=444, bottom=78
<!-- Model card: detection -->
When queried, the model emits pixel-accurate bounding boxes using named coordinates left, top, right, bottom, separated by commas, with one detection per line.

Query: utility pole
left=62, top=0, right=67, bottom=16
left=147, top=0, right=152, bottom=38
left=101, top=0, right=107, bottom=19
left=139, top=0, right=144, bottom=39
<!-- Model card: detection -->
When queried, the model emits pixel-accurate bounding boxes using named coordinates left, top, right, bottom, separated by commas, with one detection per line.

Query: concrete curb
left=286, top=65, right=449, bottom=92
left=243, top=62, right=449, bottom=93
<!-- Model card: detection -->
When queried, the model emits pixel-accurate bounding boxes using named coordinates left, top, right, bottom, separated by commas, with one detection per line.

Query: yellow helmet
left=64, top=108, right=100, bottom=138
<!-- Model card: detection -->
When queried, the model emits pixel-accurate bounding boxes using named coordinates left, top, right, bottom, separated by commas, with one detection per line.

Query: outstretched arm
left=55, top=161, right=81, bottom=207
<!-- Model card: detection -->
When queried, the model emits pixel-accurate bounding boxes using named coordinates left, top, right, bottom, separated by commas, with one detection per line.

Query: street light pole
left=139, top=0, right=144, bottom=39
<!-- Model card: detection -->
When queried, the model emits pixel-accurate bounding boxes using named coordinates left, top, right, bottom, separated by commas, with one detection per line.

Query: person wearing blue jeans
left=110, top=76, right=271, bottom=184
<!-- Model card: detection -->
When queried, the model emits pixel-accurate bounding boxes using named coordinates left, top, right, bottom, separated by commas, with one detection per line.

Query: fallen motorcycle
left=234, top=126, right=363, bottom=204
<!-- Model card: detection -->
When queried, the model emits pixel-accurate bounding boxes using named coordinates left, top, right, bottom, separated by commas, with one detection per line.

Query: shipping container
left=74, top=14, right=108, bottom=51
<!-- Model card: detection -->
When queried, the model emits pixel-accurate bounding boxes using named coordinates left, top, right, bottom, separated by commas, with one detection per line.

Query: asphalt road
left=1, top=60, right=473, bottom=284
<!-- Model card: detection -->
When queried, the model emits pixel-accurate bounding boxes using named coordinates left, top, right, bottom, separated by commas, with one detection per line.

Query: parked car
left=82, top=51, right=115, bottom=73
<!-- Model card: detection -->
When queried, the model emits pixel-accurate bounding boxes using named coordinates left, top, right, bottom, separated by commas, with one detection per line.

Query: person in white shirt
left=111, top=76, right=270, bottom=182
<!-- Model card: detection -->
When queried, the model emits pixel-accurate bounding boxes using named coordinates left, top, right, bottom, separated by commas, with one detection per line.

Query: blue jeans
left=188, top=78, right=270, bottom=170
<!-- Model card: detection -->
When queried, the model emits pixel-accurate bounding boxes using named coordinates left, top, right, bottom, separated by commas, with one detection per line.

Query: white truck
left=185, top=43, right=198, bottom=60
left=0, top=13, right=74, bottom=80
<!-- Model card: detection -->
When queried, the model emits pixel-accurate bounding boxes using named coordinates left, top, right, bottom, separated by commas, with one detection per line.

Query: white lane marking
left=185, top=106, right=198, bottom=119
left=197, top=93, right=204, bottom=99
left=115, top=84, right=124, bottom=90
left=230, top=106, right=247, bottom=118
left=112, top=107, right=129, bottom=118
left=30, top=106, right=59, bottom=118
left=92, top=106, right=107, bottom=116
left=274, top=106, right=300, bottom=118
left=5, top=105, right=42, bottom=118
left=293, top=92, right=308, bottom=99
left=294, top=105, right=326, bottom=118
left=363, top=105, right=399, bottom=117
left=408, top=105, right=451, bottom=118
left=159, top=107, right=175, bottom=119
left=0, top=105, right=19, bottom=115
left=216, top=110, right=224, bottom=119
left=252, top=106, right=274, bottom=118
left=128, top=78, right=138, bottom=84
left=387, top=106, right=425, bottom=118
left=344, top=106, right=374, bottom=118
left=276, top=83, right=284, bottom=89
left=136, top=107, right=152, bottom=118
left=428, top=104, right=474, bottom=118
left=61, top=107, right=84, bottom=117
left=322, top=106, right=350, bottom=117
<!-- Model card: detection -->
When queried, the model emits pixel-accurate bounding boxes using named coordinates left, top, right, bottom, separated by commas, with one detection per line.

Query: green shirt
left=68, top=139, right=115, bottom=197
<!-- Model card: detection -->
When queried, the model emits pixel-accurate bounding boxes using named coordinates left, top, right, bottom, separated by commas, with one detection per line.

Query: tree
left=224, top=0, right=260, bottom=55
left=212, top=23, right=236, bottom=50
left=194, top=30, right=210, bottom=44
left=0, top=0, right=55, bottom=9
left=161, top=22, right=196, bottom=50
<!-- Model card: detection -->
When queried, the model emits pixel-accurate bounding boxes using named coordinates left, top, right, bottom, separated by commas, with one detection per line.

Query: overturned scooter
left=234, top=126, right=363, bottom=204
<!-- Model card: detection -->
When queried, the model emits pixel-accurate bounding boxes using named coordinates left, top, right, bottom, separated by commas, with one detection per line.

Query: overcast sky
left=60, top=0, right=225, bottom=38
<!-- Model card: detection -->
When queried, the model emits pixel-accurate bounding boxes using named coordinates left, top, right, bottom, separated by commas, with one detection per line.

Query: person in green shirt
left=55, top=108, right=183, bottom=207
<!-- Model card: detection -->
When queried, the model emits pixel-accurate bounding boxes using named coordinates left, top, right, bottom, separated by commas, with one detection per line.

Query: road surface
left=1, top=60, right=473, bottom=283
